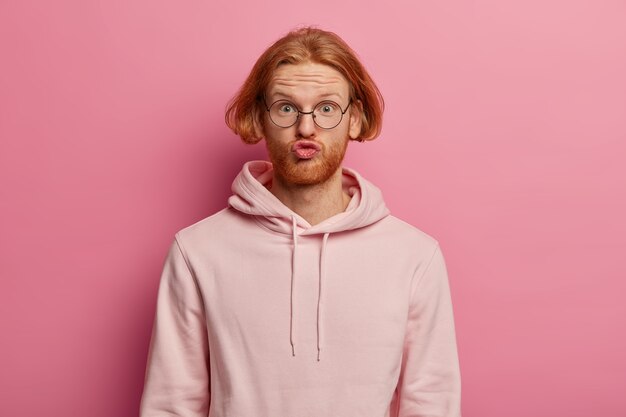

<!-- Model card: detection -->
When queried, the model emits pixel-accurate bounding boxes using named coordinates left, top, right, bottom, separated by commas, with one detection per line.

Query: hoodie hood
left=227, top=160, right=390, bottom=361
left=228, top=160, right=390, bottom=235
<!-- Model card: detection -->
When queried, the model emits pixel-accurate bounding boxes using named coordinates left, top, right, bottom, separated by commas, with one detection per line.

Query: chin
left=275, top=156, right=341, bottom=186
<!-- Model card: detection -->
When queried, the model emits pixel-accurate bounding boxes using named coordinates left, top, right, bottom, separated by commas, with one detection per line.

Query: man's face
left=260, top=62, right=362, bottom=186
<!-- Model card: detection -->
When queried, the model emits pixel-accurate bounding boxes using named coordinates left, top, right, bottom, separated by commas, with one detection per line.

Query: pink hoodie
left=140, top=160, right=461, bottom=417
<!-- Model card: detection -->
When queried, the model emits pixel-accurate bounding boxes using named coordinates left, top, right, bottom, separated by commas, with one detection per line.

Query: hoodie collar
left=228, top=160, right=390, bottom=235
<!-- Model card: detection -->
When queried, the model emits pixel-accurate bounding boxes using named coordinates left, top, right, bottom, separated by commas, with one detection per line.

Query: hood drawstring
left=290, top=215, right=331, bottom=361
left=318, top=232, right=329, bottom=361
left=290, top=215, right=298, bottom=357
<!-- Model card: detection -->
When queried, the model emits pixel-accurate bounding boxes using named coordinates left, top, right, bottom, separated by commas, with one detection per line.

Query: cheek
left=264, top=123, right=293, bottom=142
left=264, top=132, right=292, bottom=157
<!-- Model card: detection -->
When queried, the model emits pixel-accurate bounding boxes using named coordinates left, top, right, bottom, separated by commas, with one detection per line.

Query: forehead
left=266, top=62, right=350, bottom=100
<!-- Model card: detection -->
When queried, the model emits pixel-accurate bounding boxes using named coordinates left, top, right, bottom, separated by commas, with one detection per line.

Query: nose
left=295, top=111, right=316, bottom=138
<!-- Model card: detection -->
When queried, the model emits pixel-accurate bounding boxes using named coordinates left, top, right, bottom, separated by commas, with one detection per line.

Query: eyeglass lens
left=268, top=100, right=346, bottom=129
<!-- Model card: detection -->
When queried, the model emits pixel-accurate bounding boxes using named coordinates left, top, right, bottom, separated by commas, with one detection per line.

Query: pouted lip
left=291, top=141, right=322, bottom=152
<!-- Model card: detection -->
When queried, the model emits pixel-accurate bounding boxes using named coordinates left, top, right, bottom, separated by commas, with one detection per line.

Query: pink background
left=1, top=1, right=625, bottom=416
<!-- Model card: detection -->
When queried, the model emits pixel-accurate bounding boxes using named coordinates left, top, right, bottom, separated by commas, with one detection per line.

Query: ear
left=252, top=107, right=266, bottom=141
left=348, top=99, right=363, bottom=140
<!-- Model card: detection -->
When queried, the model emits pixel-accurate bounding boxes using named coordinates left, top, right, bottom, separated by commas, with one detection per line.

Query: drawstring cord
left=290, top=215, right=298, bottom=357
left=318, top=232, right=329, bottom=361
left=290, top=215, right=330, bottom=361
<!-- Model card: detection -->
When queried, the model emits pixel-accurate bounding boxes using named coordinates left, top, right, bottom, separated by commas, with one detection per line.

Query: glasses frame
left=263, top=97, right=352, bottom=130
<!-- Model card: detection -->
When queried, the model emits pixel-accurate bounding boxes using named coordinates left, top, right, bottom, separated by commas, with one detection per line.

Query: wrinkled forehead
left=265, top=62, right=351, bottom=102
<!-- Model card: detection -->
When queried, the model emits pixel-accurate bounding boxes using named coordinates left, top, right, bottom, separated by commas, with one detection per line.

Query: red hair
left=225, top=27, right=384, bottom=144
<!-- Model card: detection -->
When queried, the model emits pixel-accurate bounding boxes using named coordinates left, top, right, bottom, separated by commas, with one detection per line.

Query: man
left=140, top=27, right=461, bottom=417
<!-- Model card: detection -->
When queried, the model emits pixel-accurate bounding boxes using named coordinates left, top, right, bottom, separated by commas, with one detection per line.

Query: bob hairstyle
left=225, top=27, right=384, bottom=144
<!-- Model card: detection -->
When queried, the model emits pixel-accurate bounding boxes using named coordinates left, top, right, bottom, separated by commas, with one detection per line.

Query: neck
left=269, top=167, right=351, bottom=226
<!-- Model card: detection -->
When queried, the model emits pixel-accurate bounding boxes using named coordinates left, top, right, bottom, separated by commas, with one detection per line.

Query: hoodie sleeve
left=139, top=235, right=210, bottom=416
left=395, top=244, right=462, bottom=417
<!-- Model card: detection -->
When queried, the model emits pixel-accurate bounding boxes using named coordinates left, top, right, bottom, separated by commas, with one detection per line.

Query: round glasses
left=264, top=98, right=352, bottom=129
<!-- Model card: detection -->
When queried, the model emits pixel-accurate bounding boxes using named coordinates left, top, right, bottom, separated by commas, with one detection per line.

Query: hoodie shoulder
left=378, top=214, right=441, bottom=250
left=172, top=207, right=250, bottom=249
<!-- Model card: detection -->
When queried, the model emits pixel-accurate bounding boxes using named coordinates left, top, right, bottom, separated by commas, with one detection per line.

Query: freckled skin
left=262, top=63, right=360, bottom=186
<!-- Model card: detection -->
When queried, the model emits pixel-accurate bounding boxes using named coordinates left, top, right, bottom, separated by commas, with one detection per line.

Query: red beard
left=265, top=135, right=349, bottom=186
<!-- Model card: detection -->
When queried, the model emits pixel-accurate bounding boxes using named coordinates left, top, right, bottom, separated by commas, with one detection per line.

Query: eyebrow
left=270, top=91, right=344, bottom=102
